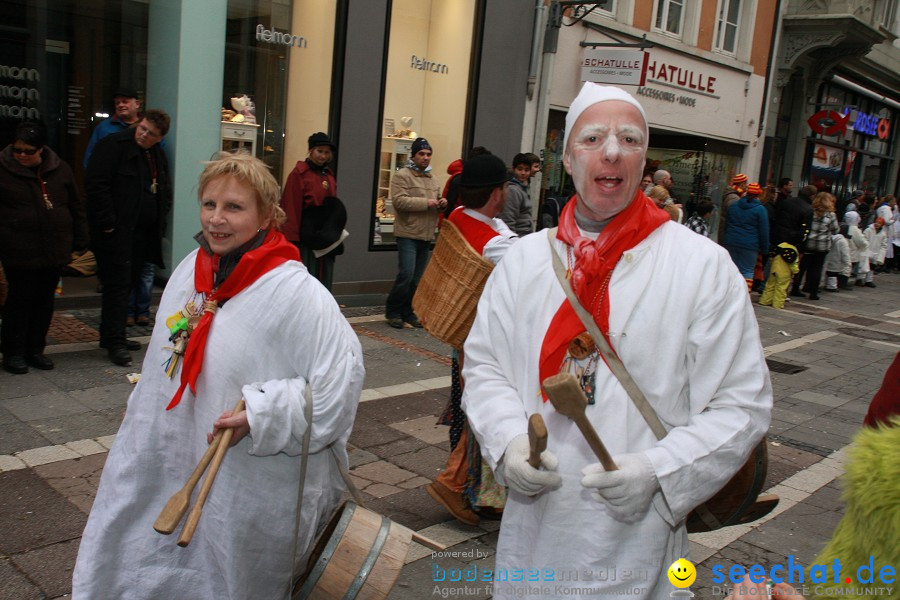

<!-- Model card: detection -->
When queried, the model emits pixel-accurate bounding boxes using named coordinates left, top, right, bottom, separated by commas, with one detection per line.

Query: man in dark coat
left=771, top=179, right=812, bottom=249
left=86, top=109, right=172, bottom=366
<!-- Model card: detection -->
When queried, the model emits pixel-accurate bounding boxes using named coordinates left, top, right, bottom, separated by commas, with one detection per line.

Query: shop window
left=0, top=0, right=149, bottom=176
left=714, top=0, right=740, bottom=55
left=372, top=0, right=478, bottom=247
left=654, top=0, right=684, bottom=37
left=223, top=0, right=297, bottom=183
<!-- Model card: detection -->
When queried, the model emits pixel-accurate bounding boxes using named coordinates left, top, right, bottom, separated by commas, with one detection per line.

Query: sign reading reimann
left=580, top=49, right=649, bottom=86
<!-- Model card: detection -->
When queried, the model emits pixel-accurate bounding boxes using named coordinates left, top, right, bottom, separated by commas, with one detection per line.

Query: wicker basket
left=412, top=220, right=494, bottom=350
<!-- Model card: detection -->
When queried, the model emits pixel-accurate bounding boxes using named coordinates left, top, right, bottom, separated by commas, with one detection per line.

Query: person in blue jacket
left=722, top=182, right=769, bottom=291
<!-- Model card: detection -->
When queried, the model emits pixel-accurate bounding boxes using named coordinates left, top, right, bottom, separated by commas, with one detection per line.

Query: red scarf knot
left=166, top=229, right=299, bottom=410
left=537, top=191, right=668, bottom=401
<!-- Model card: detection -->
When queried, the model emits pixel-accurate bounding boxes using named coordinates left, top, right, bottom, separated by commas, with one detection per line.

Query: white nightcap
left=563, top=82, right=648, bottom=153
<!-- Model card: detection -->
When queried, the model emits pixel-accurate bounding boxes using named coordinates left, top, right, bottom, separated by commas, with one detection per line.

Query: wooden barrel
left=293, top=502, right=412, bottom=600
left=686, top=439, right=778, bottom=532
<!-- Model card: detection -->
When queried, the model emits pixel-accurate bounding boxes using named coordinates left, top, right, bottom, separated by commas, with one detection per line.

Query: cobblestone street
left=1, top=273, right=898, bottom=599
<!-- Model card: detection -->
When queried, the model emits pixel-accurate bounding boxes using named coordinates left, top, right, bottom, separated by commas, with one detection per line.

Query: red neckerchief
left=538, top=190, right=668, bottom=400
left=167, top=229, right=299, bottom=410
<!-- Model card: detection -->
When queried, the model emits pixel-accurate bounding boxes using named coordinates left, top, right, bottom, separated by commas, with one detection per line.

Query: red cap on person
left=747, top=183, right=762, bottom=196
left=732, top=173, right=748, bottom=185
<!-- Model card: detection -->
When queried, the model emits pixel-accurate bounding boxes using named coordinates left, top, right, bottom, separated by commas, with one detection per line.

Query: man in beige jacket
left=385, top=137, right=445, bottom=328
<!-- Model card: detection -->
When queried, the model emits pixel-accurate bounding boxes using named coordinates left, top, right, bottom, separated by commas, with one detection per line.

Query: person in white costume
left=72, top=153, right=365, bottom=599
left=461, top=83, right=772, bottom=599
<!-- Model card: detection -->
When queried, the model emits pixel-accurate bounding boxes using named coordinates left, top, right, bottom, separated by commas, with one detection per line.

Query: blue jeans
left=127, top=262, right=155, bottom=318
left=385, top=237, right=430, bottom=320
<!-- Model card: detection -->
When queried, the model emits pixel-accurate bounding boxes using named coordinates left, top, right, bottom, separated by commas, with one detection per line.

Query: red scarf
left=538, top=191, right=668, bottom=400
left=167, top=229, right=299, bottom=410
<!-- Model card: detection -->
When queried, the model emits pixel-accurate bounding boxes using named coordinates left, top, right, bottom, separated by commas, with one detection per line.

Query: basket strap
left=546, top=229, right=668, bottom=440
left=288, top=385, right=315, bottom=599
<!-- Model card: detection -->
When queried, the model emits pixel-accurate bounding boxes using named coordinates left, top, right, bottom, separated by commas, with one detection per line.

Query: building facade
left=0, top=0, right=533, bottom=298
left=765, top=0, right=899, bottom=200
left=523, top=0, right=778, bottom=239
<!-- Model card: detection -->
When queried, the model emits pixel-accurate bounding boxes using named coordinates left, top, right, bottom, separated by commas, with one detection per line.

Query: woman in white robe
left=72, top=154, right=364, bottom=599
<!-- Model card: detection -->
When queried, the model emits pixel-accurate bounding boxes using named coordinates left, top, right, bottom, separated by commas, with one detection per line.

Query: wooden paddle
left=527, top=413, right=548, bottom=469
left=174, top=397, right=246, bottom=547
left=153, top=397, right=245, bottom=534
left=542, top=373, right=618, bottom=471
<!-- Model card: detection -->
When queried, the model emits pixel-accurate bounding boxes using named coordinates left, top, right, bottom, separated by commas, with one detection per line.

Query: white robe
left=462, top=222, right=772, bottom=599
left=72, top=252, right=365, bottom=599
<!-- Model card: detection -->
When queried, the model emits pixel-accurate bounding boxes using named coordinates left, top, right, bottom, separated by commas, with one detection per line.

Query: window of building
left=714, top=0, right=741, bottom=55
left=371, top=0, right=478, bottom=247
left=222, top=0, right=336, bottom=184
left=881, top=0, right=897, bottom=29
left=654, top=0, right=684, bottom=37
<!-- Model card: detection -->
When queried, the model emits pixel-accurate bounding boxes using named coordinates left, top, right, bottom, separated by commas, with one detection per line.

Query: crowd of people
left=0, top=81, right=896, bottom=600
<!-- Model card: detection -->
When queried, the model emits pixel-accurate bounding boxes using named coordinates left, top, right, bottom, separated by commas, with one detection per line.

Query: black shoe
left=789, top=289, right=805, bottom=297
left=824, top=288, right=838, bottom=293
left=406, top=316, right=424, bottom=328
left=100, top=339, right=141, bottom=351
left=807, top=294, right=819, bottom=300
left=387, top=317, right=404, bottom=329
left=108, top=347, right=132, bottom=366
left=865, top=281, right=877, bottom=288
left=25, top=354, right=54, bottom=370
left=2, top=356, right=28, bottom=374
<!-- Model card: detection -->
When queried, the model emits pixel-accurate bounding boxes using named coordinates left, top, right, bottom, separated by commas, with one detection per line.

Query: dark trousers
left=95, top=247, right=143, bottom=350
left=385, top=237, right=430, bottom=320
left=299, top=244, right=336, bottom=292
left=797, top=251, right=827, bottom=296
left=1, top=266, right=60, bottom=357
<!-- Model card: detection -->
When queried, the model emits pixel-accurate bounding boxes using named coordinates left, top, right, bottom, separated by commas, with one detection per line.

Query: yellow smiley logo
left=667, top=558, right=696, bottom=588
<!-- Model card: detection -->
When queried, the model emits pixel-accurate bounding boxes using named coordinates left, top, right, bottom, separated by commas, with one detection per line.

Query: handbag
left=545, top=229, right=778, bottom=532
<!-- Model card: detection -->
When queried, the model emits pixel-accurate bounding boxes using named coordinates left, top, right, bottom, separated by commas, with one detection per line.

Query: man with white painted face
left=86, top=109, right=172, bottom=367
left=461, top=83, right=771, bottom=599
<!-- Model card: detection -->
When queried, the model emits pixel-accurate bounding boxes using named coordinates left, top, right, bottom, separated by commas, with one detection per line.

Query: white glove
left=499, top=433, right=562, bottom=496
left=581, top=453, right=659, bottom=523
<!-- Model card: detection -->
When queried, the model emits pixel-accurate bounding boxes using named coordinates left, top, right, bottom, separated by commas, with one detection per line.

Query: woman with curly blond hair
left=792, top=192, right=839, bottom=300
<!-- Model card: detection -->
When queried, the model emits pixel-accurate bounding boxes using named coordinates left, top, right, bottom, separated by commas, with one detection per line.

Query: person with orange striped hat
left=717, top=173, right=749, bottom=243
left=722, top=182, right=770, bottom=291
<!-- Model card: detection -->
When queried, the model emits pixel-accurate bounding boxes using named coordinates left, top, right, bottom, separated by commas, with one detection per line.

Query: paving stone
left=363, top=487, right=452, bottom=532
left=0, top=469, right=87, bottom=555
left=368, top=437, right=429, bottom=459
left=0, top=557, right=43, bottom=600
left=0, top=390, right=89, bottom=422
left=781, top=426, right=851, bottom=453
left=348, top=419, right=408, bottom=448
left=388, top=415, right=449, bottom=445
left=398, top=476, right=431, bottom=490
left=0, top=423, right=51, bottom=456
left=390, top=554, right=492, bottom=600
left=0, top=372, right=62, bottom=401
left=33, top=453, right=107, bottom=515
left=0, top=455, right=27, bottom=472
left=347, top=445, right=379, bottom=468
left=351, top=460, right=419, bottom=485
left=16, top=445, right=80, bottom=467
left=801, top=482, right=845, bottom=513
left=10, top=538, right=79, bottom=599
left=364, top=483, right=405, bottom=498
left=29, top=411, right=122, bottom=446
left=389, top=445, right=450, bottom=480
left=63, top=438, right=106, bottom=457
left=68, top=383, right=133, bottom=412
left=356, top=389, right=449, bottom=424
left=96, top=434, right=117, bottom=449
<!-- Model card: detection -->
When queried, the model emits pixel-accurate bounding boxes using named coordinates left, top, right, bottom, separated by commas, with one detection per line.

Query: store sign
left=807, top=110, right=849, bottom=136
left=842, top=106, right=891, bottom=139
left=255, top=24, right=307, bottom=48
left=645, top=59, right=717, bottom=95
left=0, top=64, right=41, bottom=120
left=410, top=55, right=448, bottom=75
left=580, top=49, right=648, bottom=86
